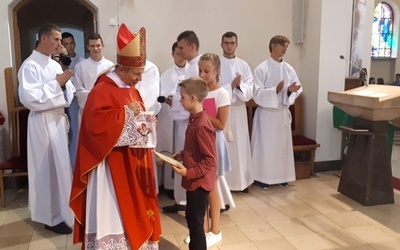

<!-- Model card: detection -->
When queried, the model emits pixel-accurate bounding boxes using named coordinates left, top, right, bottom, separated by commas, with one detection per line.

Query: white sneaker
left=183, top=235, right=190, bottom=244
left=206, top=231, right=222, bottom=247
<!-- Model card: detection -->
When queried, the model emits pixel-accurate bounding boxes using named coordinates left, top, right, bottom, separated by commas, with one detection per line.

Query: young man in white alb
left=219, top=31, right=254, bottom=193
left=74, top=33, right=114, bottom=125
left=156, top=42, right=188, bottom=195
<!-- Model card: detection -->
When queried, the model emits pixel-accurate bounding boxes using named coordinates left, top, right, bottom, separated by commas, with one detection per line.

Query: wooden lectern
left=328, top=85, right=400, bottom=205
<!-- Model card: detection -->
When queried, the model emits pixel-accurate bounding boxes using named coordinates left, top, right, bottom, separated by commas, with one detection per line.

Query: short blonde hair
left=269, top=35, right=290, bottom=53
left=179, top=77, right=208, bottom=102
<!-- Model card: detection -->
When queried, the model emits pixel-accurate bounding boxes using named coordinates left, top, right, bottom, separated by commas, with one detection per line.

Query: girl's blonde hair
left=199, top=53, right=221, bottom=82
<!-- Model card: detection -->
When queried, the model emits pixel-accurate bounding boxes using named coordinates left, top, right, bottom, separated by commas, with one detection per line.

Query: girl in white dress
left=198, top=53, right=235, bottom=247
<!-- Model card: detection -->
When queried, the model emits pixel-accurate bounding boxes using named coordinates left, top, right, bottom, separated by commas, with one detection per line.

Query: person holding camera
left=52, top=44, right=71, bottom=71
left=62, top=32, right=84, bottom=170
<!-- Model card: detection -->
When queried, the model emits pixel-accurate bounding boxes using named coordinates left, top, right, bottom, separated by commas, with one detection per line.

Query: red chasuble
left=70, top=74, right=161, bottom=249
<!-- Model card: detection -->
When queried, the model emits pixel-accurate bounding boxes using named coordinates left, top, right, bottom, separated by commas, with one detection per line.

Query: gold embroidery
left=147, top=209, right=155, bottom=221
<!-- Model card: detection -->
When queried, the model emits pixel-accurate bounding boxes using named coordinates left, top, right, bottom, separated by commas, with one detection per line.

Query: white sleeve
left=18, top=63, right=75, bottom=111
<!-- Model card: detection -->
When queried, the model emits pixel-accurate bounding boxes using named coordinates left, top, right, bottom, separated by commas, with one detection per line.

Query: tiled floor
left=1, top=145, right=400, bottom=250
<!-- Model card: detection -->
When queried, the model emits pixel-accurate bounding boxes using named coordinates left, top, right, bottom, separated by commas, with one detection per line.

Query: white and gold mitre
left=117, top=23, right=146, bottom=68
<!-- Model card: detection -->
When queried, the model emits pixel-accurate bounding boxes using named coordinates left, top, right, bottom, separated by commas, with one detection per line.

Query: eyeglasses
left=222, top=42, right=237, bottom=46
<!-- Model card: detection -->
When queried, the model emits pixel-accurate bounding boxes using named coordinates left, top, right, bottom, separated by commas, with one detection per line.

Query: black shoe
left=162, top=203, right=186, bottom=213
left=256, top=182, right=269, bottom=190
left=220, top=205, right=230, bottom=214
left=44, top=222, right=72, bottom=234
left=166, top=190, right=175, bottom=200
left=279, top=182, right=289, bottom=188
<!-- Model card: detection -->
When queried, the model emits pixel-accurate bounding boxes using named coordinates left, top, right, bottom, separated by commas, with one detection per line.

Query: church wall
left=0, top=0, right=379, bottom=168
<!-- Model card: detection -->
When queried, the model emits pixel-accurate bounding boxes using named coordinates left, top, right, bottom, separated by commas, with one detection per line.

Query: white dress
left=220, top=56, right=254, bottom=191
left=156, top=64, right=188, bottom=190
left=251, top=57, right=302, bottom=184
left=18, top=50, right=75, bottom=227
left=206, top=87, right=235, bottom=209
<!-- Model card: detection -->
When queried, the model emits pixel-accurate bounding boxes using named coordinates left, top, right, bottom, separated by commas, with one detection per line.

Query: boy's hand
left=172, top=152, right=183, bottom=162
left=166, top=95, right=173, bottom=106
left=276, top=80, right=284, bottom=93
left=172, top=163, right=187, bottom=177
left=288, top=82, right=301, bottom=93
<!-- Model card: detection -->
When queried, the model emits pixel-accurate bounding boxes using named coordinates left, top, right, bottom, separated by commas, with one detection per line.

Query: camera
left=59, top=53, right=72, bottom=67
left=52, top=53, right=71, bottom=67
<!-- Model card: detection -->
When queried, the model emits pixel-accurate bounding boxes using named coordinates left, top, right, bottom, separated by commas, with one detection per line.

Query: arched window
left=371, top=2, right=394, bottom=58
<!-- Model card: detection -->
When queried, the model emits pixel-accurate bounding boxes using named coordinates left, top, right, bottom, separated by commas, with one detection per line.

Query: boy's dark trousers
left=186, top=188, right=209, bottom=250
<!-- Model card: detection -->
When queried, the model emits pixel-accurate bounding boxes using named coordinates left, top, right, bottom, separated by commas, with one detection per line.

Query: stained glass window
left=371, top=2, right=393, bottom=58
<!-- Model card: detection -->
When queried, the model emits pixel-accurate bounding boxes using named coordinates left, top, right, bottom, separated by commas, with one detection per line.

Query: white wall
left=0, top=0, right=373, bottom=165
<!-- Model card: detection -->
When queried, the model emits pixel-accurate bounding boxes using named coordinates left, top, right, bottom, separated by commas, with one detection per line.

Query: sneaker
left=183, top=235, right=190, bottom=244
left=206, top=231, right=222, bottom=247
left=162, top=203, right=186, bottom=213
left=279, top=182, right=289, bottom=188
left=256, top=182, right=269, bottom=190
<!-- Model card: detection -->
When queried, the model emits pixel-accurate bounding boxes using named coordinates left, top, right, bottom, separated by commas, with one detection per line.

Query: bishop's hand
left=128, top=101, right=142, bottom=115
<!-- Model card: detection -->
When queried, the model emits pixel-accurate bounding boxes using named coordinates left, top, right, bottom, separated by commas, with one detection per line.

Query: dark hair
left=172, top=41, right=178, bottom=54
left=62, top=32, right=74, bottom=40
left=269, top=35, right=290, bottom=53
left=396, top=73, right=400, bottom=77
left=222, top=31, right=237, bottom=42
left=87, top=33, right=104, bottom=45
left=38, top=23, right=61, bottom=45
left=177, top=30, right=199, bottom=51
left=377, top=77, right=385, bottom=85
left=179, top=77, right=208, bottom=102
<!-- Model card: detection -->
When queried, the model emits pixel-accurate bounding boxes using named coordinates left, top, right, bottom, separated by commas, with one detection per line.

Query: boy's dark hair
left=62, top=32, right=74, bottom=40
left=269, top=35, right=290, bottom=53
left=222, top=31, right=237, bottom=42
left=179, top=77, right=208, bottom=102
left=177, top=30, right=200, bottom=51
left=172, top=41, right=178, bottom=54
left=87, top=33, right=104, bottom=45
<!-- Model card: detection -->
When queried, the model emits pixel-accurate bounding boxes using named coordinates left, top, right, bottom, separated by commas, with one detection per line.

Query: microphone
left=157, top=96, right=166, bottom=103
left=339, top=55, right=368, bottom=87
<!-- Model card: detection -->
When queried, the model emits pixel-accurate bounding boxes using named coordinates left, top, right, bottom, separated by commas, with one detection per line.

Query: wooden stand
left=338, top=118, right=394, bottom=206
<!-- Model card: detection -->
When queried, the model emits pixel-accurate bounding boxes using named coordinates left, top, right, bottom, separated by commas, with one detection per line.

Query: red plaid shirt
left=181, top=111, right=217, bottom=191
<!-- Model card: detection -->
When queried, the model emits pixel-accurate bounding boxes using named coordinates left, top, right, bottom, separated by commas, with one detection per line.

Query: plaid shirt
left=181, top=111, right=217, bottom=191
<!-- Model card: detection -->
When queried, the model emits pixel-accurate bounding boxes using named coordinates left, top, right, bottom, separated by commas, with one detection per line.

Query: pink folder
left=203, top=98, right=217, bottom=118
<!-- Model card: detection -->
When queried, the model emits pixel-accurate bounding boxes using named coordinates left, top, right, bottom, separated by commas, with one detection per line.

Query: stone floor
left=0, top=144, right=400, bottom=249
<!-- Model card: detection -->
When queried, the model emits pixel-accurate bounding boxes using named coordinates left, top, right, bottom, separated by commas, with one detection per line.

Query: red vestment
left=70, top=74, right=161, bottom=249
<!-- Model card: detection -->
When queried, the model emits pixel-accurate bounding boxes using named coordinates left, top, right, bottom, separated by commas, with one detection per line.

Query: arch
left=8, top=0, right=98, bottom=70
